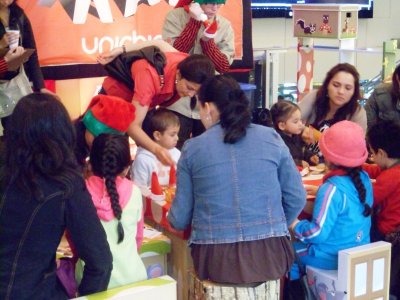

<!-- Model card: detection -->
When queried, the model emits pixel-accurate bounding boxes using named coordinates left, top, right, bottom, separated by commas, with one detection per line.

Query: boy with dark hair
left=364, top=120, right=400, bottom=298
left=131, top=108, right=181, bottom=189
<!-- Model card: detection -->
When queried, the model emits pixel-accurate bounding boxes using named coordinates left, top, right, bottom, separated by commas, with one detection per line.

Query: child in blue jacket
left=290, top=120, right=373, bottom=271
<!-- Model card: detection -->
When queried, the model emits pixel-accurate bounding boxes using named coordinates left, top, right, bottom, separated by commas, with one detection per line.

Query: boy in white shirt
left=131, top=109, right=181, bottom=189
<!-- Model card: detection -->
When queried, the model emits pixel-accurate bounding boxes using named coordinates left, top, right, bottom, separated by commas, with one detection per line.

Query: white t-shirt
left=131, top=146, right=181, bottom=188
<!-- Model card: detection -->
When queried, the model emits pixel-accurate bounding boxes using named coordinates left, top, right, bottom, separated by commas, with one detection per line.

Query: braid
left=102, top=138, right=125, bottom=243
left=346, top=167, right=371, bottom=217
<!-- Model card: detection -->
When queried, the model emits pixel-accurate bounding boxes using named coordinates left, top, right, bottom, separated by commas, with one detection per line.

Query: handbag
left=0, top=66, right=32, bottom=118
left=56, top=258, right=77, bottom=298
left=283, top=246, right=316, bottom=300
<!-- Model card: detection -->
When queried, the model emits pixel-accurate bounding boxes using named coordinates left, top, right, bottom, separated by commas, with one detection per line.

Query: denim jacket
left=168, top=123, right=306, bottom=244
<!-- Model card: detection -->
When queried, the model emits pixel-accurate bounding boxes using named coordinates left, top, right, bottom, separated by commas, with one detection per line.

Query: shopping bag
left=56, top=258, right=77, bottom=298
left=0, top=66, right=32, bottom=118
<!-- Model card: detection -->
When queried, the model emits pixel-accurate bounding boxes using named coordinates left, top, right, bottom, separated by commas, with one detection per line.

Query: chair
left=306, top=241, right=391, bottom=300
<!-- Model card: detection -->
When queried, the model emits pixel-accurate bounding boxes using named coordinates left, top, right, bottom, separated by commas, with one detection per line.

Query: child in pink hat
left=289, top=120, right=373, bottom=278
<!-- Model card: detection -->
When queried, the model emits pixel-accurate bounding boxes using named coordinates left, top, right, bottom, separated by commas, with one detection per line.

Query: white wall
left=251, top=0, right=400, bottom=84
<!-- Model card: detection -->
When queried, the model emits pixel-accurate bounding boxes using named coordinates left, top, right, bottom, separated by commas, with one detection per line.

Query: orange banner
left=18, top=0, right=243, bottom=67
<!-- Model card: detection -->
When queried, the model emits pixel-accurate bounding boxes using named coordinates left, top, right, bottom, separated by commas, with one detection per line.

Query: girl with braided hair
left=76, top=134, right=147, bottom=289
left=290, top=120, right=373, bottom=276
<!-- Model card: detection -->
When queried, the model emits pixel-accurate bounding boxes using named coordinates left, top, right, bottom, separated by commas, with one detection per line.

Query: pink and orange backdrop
left=18, top=0, right=244, bottom=67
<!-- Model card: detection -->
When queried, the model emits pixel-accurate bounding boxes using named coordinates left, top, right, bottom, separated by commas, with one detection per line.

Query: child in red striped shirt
left=364, top=120, right=400, bottom=298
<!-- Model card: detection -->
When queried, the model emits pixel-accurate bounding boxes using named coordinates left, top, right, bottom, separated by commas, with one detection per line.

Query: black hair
left=198, top=75, right=251, bottom=143
left=367, top=120, right=400, bottom=159
left=339, top=166, right=371, bottom=217
left=149, top=108, right=180, bottom=137
left=313, top=63, right=361, bottom=127
left=3, top=93, right=80, bottom=200
left=90, top=134, right=131, bottom=244
left=73, top=117, right=89, bottom=167
left=270, top=100, right=301, bottom=130
left=177, top=54, right=216, bottom=84
left=391, top=64, right=400, bottom=107
left=8, top=1, right=25, bottom=34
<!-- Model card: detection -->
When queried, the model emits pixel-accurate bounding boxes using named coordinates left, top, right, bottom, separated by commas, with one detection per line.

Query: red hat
left=169, top=165, right=176, bottom=186
left=151, top=172, right=165, bottom=201
left=319, top=121, right=368, bottom=167
left=82, top=95, right=135, bottom=137
left=175, top=0, right=191, bottom=8
left=175, top=0, right=225, bottom=8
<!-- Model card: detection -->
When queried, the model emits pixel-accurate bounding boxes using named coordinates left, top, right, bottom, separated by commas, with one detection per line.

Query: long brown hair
left=312, top=63, right=361, bottom=127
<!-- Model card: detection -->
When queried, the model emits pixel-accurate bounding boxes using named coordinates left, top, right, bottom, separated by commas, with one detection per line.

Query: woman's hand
left=154, top=144, right=174, bottom=166
left=97, top=47, right=123, bottom=65
left=40, top=88, right=61, bottom=101
left=3, top=46, right=24, bottom=69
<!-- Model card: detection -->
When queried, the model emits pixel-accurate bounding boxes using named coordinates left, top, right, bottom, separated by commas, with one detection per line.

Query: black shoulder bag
left=103, top=45, right=167, bottom=91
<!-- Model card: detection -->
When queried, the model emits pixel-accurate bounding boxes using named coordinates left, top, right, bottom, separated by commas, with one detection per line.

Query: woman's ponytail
left=198, top=75, right=252, bottom=144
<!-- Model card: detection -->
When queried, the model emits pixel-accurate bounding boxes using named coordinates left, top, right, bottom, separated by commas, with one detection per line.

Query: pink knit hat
left=319, top=120, right=368, bottom=167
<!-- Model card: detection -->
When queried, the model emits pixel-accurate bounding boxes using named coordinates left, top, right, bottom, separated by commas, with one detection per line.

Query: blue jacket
left=168, top=123, right=306, bottom=244
left=294, top=171, right=373, bottom=269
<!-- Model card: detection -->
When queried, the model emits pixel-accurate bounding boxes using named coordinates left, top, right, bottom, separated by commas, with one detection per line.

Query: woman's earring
left=175, top=78, right=178, bottom=84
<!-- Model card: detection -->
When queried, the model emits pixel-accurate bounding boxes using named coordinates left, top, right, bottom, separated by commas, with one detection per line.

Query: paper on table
left=144, top=226, right=162, bottom=239
left=300, top=167, right=309, bottom=177
left=302, top=173, right=324, bottom=181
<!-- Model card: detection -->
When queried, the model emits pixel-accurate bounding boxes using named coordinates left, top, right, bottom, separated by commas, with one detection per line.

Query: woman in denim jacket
left=168, top=75, right=306, bottom=297
left=0, top=94, right=112, bottom=299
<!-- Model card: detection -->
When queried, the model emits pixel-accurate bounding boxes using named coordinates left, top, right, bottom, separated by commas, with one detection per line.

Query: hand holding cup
left=6, top=29, right=20, bottom=49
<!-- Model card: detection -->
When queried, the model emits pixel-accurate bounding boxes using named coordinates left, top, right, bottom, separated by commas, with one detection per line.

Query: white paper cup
left=6, top=29, right=20, bottom=49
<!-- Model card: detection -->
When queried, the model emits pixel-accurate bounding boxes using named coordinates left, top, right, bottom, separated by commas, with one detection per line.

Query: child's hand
left=303, top=200, right=314, bottom=215
left=301, top=160, right=309, bottom=169
left=310, top=155, right=319, bottom=165
left=304, top=184, right=318, bottom=196
left=290, top=218, right=300, bottom=231
left=302, top=125, right=321, bottom=144
left=302, top=126, right=314, bottom=144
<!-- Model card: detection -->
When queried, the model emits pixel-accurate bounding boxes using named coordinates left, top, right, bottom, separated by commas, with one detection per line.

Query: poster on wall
left=18, top=0, right=252, bottom=79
